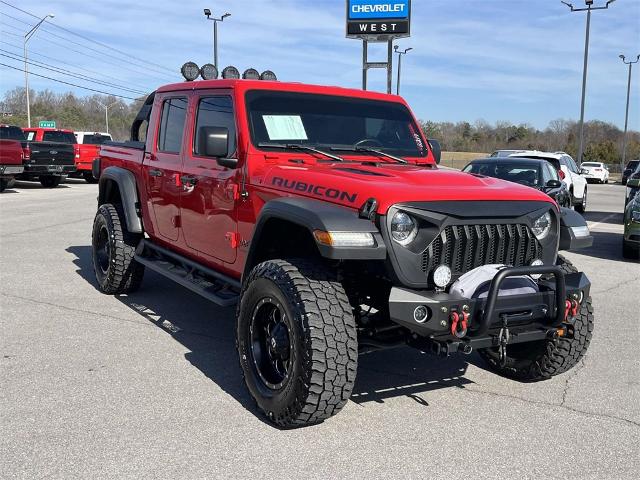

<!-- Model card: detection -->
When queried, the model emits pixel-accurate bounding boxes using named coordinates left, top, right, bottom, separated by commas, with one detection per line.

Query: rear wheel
left=83, top=171, right=98, bottom=184
left=0, top=179, right=8, bottom=192
left=237, top=259, right=358, bottom=428
left=40, top=175, right=61, bottom=188
left=575, top=188, right=587, bottom=213
left=479, top=255, right=593, bottom=381
left=91, top=203, right=144, bottom=294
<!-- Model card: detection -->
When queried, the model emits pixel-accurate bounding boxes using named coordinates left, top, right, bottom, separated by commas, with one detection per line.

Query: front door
left=144, top=96, right=188, bottom=241
left=180, top=94, right=239, bottom=263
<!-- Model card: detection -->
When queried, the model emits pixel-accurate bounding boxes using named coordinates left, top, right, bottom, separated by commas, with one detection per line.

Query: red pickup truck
left=92, top=79, right=594, bottom=427
left=0, top=125, right=25, bottom=192
left=23, top=127, right=99, bottom=183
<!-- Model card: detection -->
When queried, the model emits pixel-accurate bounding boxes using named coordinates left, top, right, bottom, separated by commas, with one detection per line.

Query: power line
left=0, top=62, right=143, bottom=100
left=0, top=1, right=176, bottom=74
left=0, top=50, right=149, bottom=95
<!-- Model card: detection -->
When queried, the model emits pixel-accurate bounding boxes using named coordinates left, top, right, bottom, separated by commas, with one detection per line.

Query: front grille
left=421, top=224, right=542, bottom=280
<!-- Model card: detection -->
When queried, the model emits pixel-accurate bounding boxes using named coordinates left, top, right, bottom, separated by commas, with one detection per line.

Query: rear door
left=144, top=95, right=188, bottom=241
left=180, top=92, right=239, bottom=263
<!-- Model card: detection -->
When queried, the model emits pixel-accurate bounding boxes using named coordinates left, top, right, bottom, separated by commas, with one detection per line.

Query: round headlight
left=433, top=265, right=452, bottom=289
left=200, top=63, right=218, bottom=80
left=391, top=211, right=417, bottom=245
left=532, top=212, right=552, bottom=240
left=180, top=61, right=200, bottom=81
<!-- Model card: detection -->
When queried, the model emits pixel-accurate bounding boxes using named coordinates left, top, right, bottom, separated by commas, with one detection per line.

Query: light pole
left=619, top=54, right=640, bottom=174
left=204, top=9, right=231, bottom=70
left=561, top=0, right=616, bottom=165
left=394, top=46, right=412, bottom=96
left=24, top=13, right=54, bottom=128
left=96, top=100, right=119, bottom=134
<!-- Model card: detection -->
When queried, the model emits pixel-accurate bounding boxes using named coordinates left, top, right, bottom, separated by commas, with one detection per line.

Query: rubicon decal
left=272, top=177, right=358, bottom=203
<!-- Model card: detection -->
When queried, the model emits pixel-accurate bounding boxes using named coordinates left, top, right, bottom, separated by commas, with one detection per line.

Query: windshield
left=0, top=126, right=25, bottom=140
left=245, top=91, right=428, bottom=158
left=82, top=134, right=112, bottom=145
left=464, top=162, right=542, bottom=187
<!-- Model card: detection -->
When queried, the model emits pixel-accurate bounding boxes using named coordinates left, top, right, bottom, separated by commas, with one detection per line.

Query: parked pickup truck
left=74, top=131, right=113, bottom=183
left=21, top=127, right=76, bottom=187
left=92, top=79, right=595, bottom=428
left=0, top=125, right=25, bottom=192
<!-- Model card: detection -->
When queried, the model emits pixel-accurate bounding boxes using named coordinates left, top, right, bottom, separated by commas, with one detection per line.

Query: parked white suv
left=508, top=151, right=588, bottom=213
left=580, top=162, right=609, bottom=184
left=74, top=131, right=112, bottom=145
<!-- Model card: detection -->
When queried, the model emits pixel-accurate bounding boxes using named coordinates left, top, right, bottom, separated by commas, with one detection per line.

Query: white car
left=508, top=150, right=588, bottom=213
left=580, top=162, right=609, bottom=184
left=74, top=131, right=112, bottom=145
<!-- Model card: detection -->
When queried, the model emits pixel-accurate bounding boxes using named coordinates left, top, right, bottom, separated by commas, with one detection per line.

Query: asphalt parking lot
left=1, top=180, right=638, bottom=479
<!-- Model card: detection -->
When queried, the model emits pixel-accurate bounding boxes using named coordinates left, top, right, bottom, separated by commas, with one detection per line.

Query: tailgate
left=26, top=142, right=75, bottom=166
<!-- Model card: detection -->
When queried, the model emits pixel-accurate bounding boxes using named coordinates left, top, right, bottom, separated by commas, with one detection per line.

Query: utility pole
left=204, top=9, right=231, bottom=69
left=24, top=13, right=54, bottom=128
left=619, top=54, right=640, bottom=174
left=561, top=0, right=616, bottom=165
left=394, top=46, right=412, bottom=95
left=96, top=100, right=119, bottom=134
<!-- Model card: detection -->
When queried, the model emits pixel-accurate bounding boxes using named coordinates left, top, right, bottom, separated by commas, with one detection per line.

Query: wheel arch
left=98, top=166, right=143, bottom=233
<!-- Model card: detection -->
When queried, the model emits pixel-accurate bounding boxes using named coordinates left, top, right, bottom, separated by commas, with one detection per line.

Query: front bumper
left=389, top=265, right=591, bottom=353
left=0, top=165, right=24, bottom=176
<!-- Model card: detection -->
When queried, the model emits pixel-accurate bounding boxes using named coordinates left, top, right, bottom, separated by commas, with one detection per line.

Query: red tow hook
left=450, top=311, right=469, bottom=338
left=564, top=299, right=579, bottom=321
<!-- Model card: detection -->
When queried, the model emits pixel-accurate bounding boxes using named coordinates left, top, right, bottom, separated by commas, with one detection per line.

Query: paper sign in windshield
left=263, top=115, right=308, bottom=141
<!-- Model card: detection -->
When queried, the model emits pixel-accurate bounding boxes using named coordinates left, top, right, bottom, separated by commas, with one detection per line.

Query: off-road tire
left=0, top=179, right=8, bottom=192
left=40, top=175, right=61, bottom=188
left=237, top=259, right=358, bottom=428
left=83, top=171, right=98, bottom=184
left=479, top=255, right=593, bottom=381
left=91, top=203, right=144, bottom=294
left=575, top=188, right=587, bottom=214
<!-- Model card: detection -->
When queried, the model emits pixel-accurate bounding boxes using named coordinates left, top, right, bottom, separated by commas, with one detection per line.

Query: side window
left=547, top=163, right=559, bottom=181
left=541, top=164, right=552, bottom=183
left=194, top=96, right=236, bottom=157
left=157, top=97, right=188, bottom=153
left=25, top=131, right=35, bottom=141
left=564, top=156, right=578, bottom=173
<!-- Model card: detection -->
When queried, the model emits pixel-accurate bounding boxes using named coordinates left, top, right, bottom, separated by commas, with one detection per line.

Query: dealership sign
left=346, top=0, right=411, bottom=38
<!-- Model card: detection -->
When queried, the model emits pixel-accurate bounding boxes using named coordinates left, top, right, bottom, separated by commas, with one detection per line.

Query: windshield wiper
left=258, top=143, right=345, bottom=162
left=330, top=146, right=408, bottom=164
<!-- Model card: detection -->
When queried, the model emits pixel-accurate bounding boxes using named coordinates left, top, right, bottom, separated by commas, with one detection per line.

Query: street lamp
left=619, top=54, right=640, bottom=174
left=561, top=0, right=616, bottom=165
left=394, top=46, right=413, bottom=96
left=96, top=100, right=120, bottom=134
left=24, top=13, right=54, bottom=128
left=204, top=9, right=231, bottom=70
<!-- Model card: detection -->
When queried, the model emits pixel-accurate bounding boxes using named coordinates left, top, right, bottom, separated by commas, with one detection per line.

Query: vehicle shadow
left=583, top=210, right=624, bottom=226
left=12, top=180, right=70, bottom=189
left=571, top=231, right=636, bottom=262
left=67, top=245, right=477, bottom=417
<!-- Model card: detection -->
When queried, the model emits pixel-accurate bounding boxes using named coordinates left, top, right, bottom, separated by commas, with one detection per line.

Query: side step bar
left=134, top=239, right=240, bottom=307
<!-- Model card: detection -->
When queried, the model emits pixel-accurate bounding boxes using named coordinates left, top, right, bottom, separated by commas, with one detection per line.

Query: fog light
left=413, top=305, right=430, bottom=324
left=530, top=259, right=544, bottom=280
left=433, top=265, right=452, bottom=289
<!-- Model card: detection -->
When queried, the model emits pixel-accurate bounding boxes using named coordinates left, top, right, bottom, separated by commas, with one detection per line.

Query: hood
left=257, top=162, right=556, bottom=214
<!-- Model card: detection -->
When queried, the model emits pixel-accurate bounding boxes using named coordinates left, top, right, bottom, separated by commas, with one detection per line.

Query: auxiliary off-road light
left=260, top=70, right=277, bottom=81
left=532, top=212, right=552, bottom=240
left=200, top=63, right=218, bottom=80
left=181, top=62, right=201, bottom=81
left=390, top=211, right=417, bottom=245
left=433, top=265, right=452, bottom=289
left=413, top=305, right=430, bottom=324
left=530, top=258, right=544, bottom=279
left=242, top=68, right=260, bottom=80
left=313, top=230, right=375, bottom=247
left=222, top=66, right=240, bottom=79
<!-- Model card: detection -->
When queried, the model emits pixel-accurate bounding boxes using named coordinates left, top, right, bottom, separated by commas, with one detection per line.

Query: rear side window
left=194, top=96, right=236, bottom=157
left=157, top=97, right=188, bottom=153
left=82, top=134, right=112, bottom=145
left=0, top=126, right=25, bottom=140
left=42, top=131, right=77, bottom=144
left=25, top=131, right=35, bottom=141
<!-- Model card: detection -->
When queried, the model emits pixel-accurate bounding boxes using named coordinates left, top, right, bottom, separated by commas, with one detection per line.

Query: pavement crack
left=592, top=277, right=640, bottom=295
left=560, top=356, right=587, bottom=407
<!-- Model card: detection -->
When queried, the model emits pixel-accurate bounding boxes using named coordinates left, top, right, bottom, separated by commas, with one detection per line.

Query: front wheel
left=40, top=175, right=62, bottom=188
left=575, top=188, right=587, bottom=214
left=237, top=259, right=358, bottom=428
left=83, top=171, right=98, bottom=184
left=0, top=179, right=8, bottom=192
left=479, top=255, right=593, bottom=381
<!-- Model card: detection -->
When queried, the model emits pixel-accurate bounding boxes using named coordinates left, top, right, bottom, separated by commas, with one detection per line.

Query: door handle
left=149, top=169, right=163, bottom=177
left=180, top=175, right=198, bottom=186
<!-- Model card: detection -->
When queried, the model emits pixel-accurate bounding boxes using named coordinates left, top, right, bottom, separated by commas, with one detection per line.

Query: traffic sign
left=39, top=121, right=56, bottom=128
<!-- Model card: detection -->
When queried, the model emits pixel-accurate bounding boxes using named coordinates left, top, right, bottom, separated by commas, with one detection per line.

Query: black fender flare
left=244, top=197, right=386, bottom=277
left=559, top=207, right=592, bottom=250
left=98, top=166, right=143, bottom=233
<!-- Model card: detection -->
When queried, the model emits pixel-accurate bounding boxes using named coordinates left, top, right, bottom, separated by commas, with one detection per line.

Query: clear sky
left=1, top=0, right=639, bottom=130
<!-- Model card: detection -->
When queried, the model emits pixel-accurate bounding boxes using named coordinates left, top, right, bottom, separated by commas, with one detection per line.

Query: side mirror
left=428, top=139, right=442, bottom=165
left=198, top=126, right=237, bottom=168
left=545, top=179, right=562, bottom=189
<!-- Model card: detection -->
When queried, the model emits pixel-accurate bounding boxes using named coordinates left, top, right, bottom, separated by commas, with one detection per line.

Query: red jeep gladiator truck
left=0, top=125, right=25, bottom=192
left=92, top=79, right=594, bottom=427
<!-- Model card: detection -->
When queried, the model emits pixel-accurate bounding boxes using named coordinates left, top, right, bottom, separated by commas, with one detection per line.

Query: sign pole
left=362, top=40, right=368, bottom=90
left=387, top=39, right=393, bottom=94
